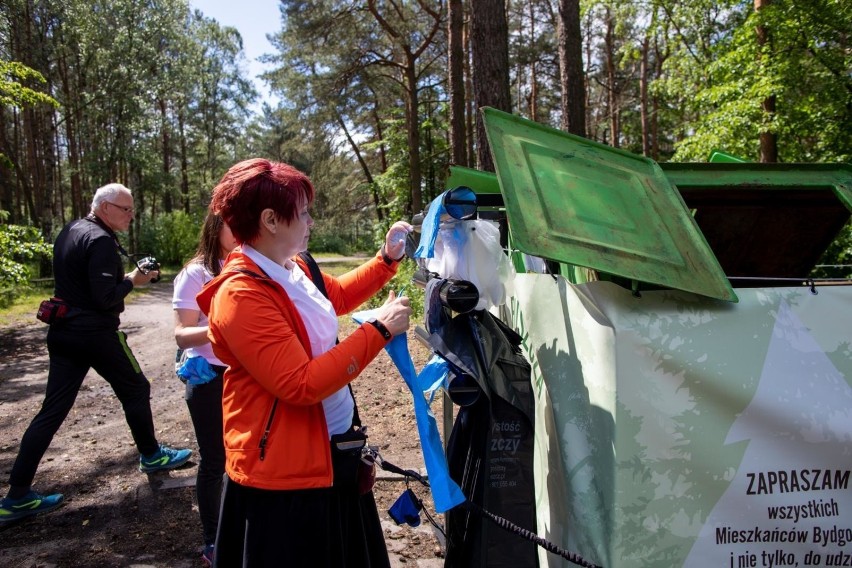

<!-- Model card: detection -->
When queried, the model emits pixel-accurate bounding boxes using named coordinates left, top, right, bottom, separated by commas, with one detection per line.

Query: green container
left=465, top=108, right=852, bottom=301
left=480, top=108, right=737, bottom=302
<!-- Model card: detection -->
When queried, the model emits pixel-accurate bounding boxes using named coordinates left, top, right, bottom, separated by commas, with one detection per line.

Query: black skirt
left=213, top=473, right=390, bottom=568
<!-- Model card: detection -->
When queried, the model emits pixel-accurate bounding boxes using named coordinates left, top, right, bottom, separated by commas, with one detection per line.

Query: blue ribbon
left=413, top=191, right=448, bottom=259
left=354, top=310, right=465, bottom=513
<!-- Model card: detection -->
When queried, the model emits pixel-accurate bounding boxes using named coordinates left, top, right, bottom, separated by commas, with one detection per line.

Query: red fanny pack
left=36, top=297, right=70, bottom=324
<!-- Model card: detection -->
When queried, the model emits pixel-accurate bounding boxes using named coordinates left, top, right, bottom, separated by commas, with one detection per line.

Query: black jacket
left=52, top=214, right=133, bottom=330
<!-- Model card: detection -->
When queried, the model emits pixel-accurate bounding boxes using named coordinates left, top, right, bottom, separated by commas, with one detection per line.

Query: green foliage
left=0, top=60, right=58, bottom=109
left=812, top=222, right=852, bottom=279
left=137, top=210, right=204, bottom=266
left=362, top=260, right=425, bottom=320
left=671, top=0, right=852, bottom=162
left=0, top=221, right=53, bottom=307
left=310, top=223, right=374, bottom=255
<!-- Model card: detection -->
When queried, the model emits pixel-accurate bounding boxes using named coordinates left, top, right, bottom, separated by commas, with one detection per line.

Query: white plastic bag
left=425, top=219, right=515, bottom=311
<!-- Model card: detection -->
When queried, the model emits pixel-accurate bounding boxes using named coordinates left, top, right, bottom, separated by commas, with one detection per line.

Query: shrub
left=0, top=221, right=52, bottom=307
left=137, top=210, right=204, bottom=267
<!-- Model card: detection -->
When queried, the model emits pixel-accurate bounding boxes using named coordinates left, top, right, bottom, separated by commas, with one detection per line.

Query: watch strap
left=367, top=318, right=392, bottom=340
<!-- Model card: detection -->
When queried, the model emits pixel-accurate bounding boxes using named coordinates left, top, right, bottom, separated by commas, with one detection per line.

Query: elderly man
left=0, top=183, right=192, bottom=523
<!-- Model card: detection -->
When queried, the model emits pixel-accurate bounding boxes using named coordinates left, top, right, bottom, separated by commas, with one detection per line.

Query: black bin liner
left=440, top=310, right=538, bottom=568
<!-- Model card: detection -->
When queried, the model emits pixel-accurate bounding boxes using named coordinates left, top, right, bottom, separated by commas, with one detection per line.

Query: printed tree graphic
left=685, top=300, right=852, bottom=565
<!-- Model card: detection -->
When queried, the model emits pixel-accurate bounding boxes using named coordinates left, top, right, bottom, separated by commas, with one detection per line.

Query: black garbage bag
left=435, top=309, right=538, bottom=568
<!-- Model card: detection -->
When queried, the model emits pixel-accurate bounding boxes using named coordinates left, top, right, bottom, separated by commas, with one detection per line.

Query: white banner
left=503, top=278, right=852, bottom=567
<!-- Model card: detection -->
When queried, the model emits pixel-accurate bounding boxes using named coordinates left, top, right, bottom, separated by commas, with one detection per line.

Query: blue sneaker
left=201, top=544, right=215, bottom=566
left=0, top=491, right=64, bottom=523
left=139, top=444, right=192, bottom=473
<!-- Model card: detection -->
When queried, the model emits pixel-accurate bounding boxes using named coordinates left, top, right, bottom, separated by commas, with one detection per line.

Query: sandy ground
left=0, top=280, right=446, bottom=567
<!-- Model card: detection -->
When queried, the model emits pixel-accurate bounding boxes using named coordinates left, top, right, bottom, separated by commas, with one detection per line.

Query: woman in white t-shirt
left=172, top=213, right=237, bottom=566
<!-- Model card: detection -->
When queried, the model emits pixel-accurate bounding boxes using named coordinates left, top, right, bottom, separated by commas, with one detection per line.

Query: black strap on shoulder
left=299, top=251, right=327, bottom=296
left=298, top=251, right=362, bottom=429
left=233, top=267, right=265, bottom=279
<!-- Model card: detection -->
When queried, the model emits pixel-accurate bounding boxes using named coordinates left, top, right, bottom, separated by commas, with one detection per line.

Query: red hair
left=209, top=158, right=315, bottom=245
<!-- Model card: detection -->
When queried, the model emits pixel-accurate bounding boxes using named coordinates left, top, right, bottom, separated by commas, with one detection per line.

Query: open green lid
left=481, top=107, right=738, bottom=302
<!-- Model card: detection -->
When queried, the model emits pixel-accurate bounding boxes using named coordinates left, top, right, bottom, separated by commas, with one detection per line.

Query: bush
left=310, top=223, right=374, bottom=255
left=362, top=261, right=425, bottom=320
left=0, top=221, right=52, bottom=307
left=137, top=210, right=204, bottom=267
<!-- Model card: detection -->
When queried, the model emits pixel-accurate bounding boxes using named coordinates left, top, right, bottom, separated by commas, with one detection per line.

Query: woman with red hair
left=197, top=158, right=412, bottom=567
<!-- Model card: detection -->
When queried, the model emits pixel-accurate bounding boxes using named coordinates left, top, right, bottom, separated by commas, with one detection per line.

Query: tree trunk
left=448, top=0, right=467, bottom=166
left=337, top=114, right=383, bottom=222
left=404, top=56, right=422, bottom=214
left=527, top=0, right=538, bottom=122
left=470, top=0, right=512, bottom=172
left=651, top=26, right=667, bottom=161
left=178, top=109, right=190, bottom=213
left=0, top=108, right=15, bottom=218
left=464, top=13, right=476, bottom=166
left=366, top=0, right=441, bottom=212
left=604, top=8, right=620, bottom=147
left=557, top=0, right=586, bottom=136
left=159, top=98, right=173, bottom=212
left=58, top=50, right=83, bottom=220
left=755, top=0, right=778, bottom=162
left=640, top=35, right=651, bottom=156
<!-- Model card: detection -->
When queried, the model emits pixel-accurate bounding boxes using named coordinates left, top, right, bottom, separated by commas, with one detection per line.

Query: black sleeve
left=87, top=235, right=133, bottom=311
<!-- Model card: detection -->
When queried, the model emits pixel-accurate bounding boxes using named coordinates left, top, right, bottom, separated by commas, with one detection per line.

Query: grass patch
left=316, top=258, right=425, bottom=318
left=0, top=260, right=424, bottom=329
left=315, top=258, right=362, bottom=277
left=0, top=267, right=181, bottom=329
left=0, top=286, right=53, bottom=327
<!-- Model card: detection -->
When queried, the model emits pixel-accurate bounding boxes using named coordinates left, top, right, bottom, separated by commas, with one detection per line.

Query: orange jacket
left=196, top=249, right=398, bottom=490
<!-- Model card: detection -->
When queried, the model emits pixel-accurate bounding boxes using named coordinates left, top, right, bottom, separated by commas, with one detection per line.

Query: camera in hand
left=137, top=256, right=161, bottom=283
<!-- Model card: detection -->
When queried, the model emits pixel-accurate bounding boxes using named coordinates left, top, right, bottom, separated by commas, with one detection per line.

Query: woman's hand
left=383, top=221, right=413, bottom=262
left=375, top=290, right=412, bottom=336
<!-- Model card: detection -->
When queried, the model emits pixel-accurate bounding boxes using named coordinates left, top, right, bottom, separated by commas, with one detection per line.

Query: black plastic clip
left=631, top=280, right=642, bottom=298
left=806, top=278, right=818, bottom=295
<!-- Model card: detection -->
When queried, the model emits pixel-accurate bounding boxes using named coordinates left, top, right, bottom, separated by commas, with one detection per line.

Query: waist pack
left=36, top=298, right=70, bottom=324
left=330, top=427, right=376, bottom=494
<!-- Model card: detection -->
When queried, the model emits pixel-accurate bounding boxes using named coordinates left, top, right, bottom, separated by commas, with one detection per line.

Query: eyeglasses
left=105, top=201, right=135, bottom=214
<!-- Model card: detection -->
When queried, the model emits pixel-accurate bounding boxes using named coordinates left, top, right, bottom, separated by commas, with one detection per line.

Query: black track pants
left=8, top=326, right=159, bottom=489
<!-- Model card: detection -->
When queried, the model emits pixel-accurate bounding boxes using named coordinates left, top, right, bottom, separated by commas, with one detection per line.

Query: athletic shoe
left=139, top=444, right=192, bottom=473
left=201, top=544, right=215, bottom=566
left=0, top=491, right=64, bottom=523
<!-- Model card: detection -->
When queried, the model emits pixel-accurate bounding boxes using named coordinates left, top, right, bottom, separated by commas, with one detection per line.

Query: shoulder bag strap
left=297, top=251, right=363, bottom=428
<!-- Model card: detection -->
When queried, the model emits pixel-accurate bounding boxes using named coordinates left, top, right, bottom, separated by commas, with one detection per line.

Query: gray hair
left=91, top=183, right=132, bottom=213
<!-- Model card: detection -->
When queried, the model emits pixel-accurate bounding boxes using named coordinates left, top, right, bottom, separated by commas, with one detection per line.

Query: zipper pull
left=259, top=434, right=268, bottom=461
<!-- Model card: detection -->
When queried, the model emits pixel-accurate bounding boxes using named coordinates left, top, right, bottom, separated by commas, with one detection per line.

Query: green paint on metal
left=708, top=150, right=748, bottom=163
left=481, top=107, right=737, bottom=302
left=446, top=165, right=501, bottom=194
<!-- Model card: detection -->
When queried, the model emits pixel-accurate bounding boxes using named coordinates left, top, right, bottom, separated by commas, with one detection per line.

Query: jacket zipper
left=258, top=400, right=279, bottom=461
left=227, top=268, right=287, bottom=463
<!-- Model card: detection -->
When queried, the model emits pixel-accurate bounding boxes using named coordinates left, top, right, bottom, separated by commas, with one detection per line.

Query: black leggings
left=8, top=326, right=158, bottom=490
left=185, top=372, right=225, bottom=546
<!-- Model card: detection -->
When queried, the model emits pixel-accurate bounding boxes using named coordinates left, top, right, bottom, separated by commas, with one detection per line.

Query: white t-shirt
left=172, top=261, right=226, bottom=367
left=242, top=245, right=354, bottom=437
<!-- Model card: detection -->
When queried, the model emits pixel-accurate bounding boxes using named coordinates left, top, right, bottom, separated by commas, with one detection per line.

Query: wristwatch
left=380, top=244, right=404, bottom=265
left=366, top=317, right=392, bottom=340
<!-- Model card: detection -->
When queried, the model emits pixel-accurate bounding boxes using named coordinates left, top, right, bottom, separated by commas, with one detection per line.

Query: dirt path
left=0, top=282, right=445, bottom=567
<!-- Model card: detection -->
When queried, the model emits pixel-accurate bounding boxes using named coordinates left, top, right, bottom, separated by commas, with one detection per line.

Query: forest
left=1, top=0, right=851, bottom=299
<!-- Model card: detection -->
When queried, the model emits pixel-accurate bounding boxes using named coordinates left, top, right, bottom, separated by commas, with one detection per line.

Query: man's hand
left=126, top=266, right=160, bottom=287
